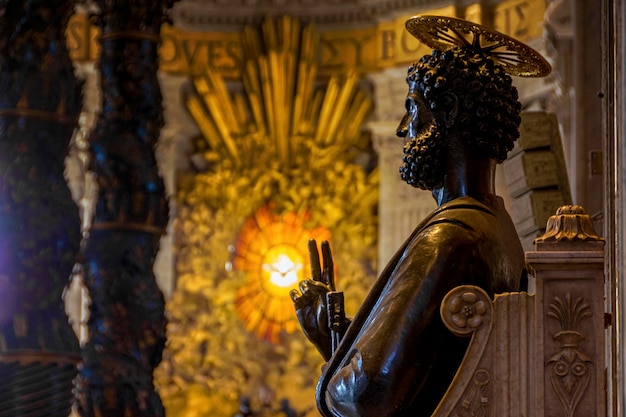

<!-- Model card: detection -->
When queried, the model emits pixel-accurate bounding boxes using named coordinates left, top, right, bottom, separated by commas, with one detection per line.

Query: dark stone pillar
left=74, top=1, right=177, bottom=416
left=0, top=0, right=82, bottom=415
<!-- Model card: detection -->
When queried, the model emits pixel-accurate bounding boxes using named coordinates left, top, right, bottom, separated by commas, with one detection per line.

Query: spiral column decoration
left=74, top=1, right=177, bottom=416
left=0, top=0, right=82, bottom=416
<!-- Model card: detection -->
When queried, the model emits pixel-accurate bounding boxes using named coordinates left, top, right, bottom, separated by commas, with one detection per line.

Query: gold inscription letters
left=67, top=0, right=543, bottom=77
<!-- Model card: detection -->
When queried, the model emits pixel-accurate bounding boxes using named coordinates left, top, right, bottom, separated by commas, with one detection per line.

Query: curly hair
left=407, top=46, right=522, bottom=163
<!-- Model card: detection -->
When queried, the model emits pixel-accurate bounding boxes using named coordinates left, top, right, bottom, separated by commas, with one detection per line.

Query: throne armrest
left=431, top=285, right=495, bottom=417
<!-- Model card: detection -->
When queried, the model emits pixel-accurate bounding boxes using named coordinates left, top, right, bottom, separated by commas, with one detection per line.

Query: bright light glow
left=263, top=254, right=302, bottom=288
left=233, top=206, right=332, bottom=342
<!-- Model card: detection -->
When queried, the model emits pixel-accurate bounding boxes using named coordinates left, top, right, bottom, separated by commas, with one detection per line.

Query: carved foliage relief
left=547, top=293, right=592, bottom=417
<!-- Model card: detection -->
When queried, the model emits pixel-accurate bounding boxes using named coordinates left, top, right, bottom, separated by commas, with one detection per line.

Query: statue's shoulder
left=426, top=196, right=496, bottom=228
left=398, top=195, right=504, bottom=262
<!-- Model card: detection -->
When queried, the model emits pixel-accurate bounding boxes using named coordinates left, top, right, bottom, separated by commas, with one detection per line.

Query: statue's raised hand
left=290, top=239, right=335, bottom=361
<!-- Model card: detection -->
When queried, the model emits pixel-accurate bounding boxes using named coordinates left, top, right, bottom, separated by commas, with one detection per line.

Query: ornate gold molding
left=534, top=205, right=605, bottom=250
left=0, top=109, right=77, bottom=125
left=68, top=0, right=546, bottom=77
left=0, top=351, right=81, bottom=366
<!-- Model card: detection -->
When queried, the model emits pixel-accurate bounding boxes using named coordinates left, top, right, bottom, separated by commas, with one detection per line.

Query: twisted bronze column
left=74, top=1, right=177, bottom=416
left=0, top=1, right=82, bottom=415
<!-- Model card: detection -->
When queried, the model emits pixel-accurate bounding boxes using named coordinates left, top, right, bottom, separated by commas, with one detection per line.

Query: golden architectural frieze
left=171, top=0, right=375, bottom=29
left=68, top=0, right=545, bottom=77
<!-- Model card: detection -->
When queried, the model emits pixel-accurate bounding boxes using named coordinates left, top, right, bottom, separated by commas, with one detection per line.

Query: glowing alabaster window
left=233, top=206, right=331, bottom=343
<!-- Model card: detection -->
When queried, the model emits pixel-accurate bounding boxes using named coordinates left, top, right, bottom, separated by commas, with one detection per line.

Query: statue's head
left=397, top=46, right=522, bottom=190
left=396, top=15, right=551, bottom=190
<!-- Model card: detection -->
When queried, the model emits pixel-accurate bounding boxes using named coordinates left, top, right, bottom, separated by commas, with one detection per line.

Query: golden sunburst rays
left=184, top=16, right=373, bottom=169
left=181, top=16, right=373, bottom=344
left=233, top=206, right=331, bottom=343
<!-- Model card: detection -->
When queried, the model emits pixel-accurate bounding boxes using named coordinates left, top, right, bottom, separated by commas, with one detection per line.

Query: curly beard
left=399, top=121, right=447, bottom=190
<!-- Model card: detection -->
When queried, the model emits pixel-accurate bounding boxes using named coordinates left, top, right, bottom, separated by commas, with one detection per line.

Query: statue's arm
left=325, top=226, right=481, bottom=416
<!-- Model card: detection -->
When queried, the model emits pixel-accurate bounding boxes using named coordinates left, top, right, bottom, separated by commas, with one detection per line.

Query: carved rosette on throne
left=436, top=205, right=605, bottom=417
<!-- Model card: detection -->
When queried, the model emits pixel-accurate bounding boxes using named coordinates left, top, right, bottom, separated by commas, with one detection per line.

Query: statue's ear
left=439, top=91, right=458, bottom=128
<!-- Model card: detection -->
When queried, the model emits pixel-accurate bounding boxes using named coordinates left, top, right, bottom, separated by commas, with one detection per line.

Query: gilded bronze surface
left=292, top=16, right=551, bottom=417
left=534, top=205, right=605, bottom=250
left=405, top=15, right=551, bottom=77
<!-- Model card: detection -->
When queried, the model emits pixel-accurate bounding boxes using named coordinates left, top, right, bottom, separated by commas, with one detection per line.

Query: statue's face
left=396, top=80, right=447, bottom=190
left=396, top=81, right=433, bottom=139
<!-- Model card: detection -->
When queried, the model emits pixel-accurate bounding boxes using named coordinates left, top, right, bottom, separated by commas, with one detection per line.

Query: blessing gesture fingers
left=289, top=239, right=336, bottom=360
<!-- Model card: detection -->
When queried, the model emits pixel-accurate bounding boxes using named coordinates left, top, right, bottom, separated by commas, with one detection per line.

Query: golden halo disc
left=405, top=15, right=551, bottom=78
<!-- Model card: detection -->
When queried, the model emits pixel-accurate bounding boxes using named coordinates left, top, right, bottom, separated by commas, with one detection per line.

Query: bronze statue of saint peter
left=290, top=15, right=551, bottom=417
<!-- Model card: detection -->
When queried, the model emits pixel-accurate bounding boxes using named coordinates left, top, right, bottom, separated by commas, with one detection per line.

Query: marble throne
left=434, top=205, right=606, bottom=417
